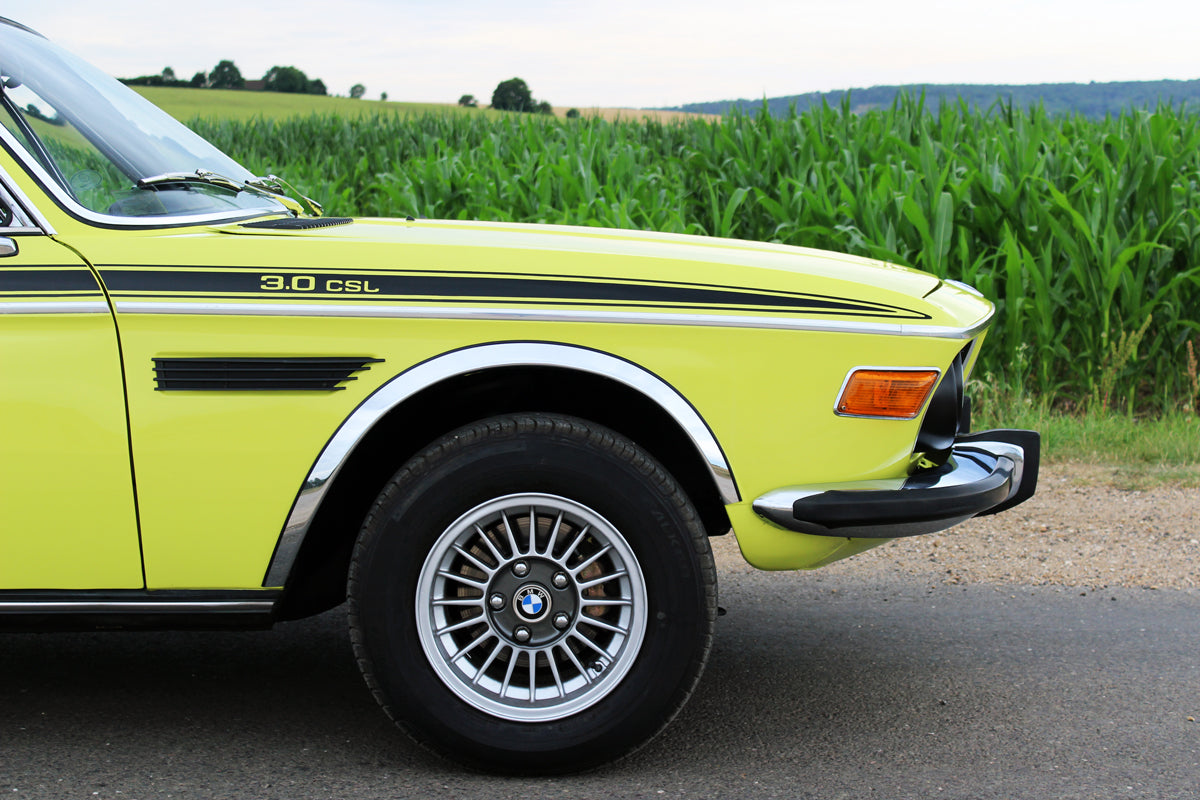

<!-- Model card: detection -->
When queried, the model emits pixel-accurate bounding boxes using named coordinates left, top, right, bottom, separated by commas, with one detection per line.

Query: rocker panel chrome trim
left=264, top=342, right=739, bottom=587
left=0, top=600, right=275, bottom=614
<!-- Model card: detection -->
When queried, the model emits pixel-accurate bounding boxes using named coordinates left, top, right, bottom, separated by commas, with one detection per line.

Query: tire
left=347, top=413, right=716, bottom=773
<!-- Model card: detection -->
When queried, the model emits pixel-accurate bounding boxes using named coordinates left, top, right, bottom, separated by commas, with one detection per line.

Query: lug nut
left=514, top=626, right=531, bottom=643
left=512, top=561, right=529, bottom=577
left=489, top=593, right=505, bottom=610
left=552, top=572, right=569, bottom=589
left=553, top=612, right=570, bottom=630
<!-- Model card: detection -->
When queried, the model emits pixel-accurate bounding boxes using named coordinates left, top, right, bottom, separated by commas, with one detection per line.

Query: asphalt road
left=2, top=570, right=1198, bottom=800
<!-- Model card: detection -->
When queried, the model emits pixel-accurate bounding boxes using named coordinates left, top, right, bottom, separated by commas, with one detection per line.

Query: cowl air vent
left=239, top=217, right=353, bottom=230
left=153, top=356, right=383, bottom=391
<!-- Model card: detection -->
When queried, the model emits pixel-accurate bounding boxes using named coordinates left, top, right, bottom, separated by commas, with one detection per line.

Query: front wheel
left=348, top=414, right=716, bottom=772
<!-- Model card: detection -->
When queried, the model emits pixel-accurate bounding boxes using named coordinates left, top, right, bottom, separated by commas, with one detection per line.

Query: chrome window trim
left=264, top=341, right=739, bottom=587
left=115, top=300, right=995, bottom=340
left=831, top=365, right=943, bottom=420
left=0, top=161, right=52, bottom=233
left=0, top=125, right=284, bottom=230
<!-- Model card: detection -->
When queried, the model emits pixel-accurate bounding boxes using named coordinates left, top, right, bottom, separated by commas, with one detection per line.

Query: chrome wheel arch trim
left=264, top=341, right=739, bottom=587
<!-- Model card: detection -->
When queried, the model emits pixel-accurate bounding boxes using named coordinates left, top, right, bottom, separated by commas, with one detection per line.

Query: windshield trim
left=0, top=160, right=54, bottom=233
left=0, top=124, right=286, bottom=230
left=0, top=17, right=46, bottom=39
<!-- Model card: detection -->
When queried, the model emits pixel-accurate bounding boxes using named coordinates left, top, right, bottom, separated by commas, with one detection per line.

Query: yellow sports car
left=0, top=18, right=1038, bottom=771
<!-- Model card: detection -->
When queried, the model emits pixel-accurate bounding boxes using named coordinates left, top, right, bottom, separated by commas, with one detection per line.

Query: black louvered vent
left=153, top=356, right=383, bottom=391
left=239, top=217, right=353, bottom=230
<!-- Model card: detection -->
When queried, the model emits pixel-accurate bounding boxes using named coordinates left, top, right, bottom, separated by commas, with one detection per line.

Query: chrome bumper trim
left=752, top=430, right=1040, bottom=539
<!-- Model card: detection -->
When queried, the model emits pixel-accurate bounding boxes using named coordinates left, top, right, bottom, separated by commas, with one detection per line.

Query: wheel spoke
left=500, top=510, right=520, bottom=557
left=500, top=648, right=521, bottom=697
left=450, top=629, right=493, bottom=662
left=580, top=598, right=633, bottom=608
left=437, top=568, right=487, bottom=588
left=452, top=544, right=495, bottom=576
left=557, top=642, right=593, bottom=685
left=528, top=506, right=537, bottom=555
left=560, top=524, right=590, bottom=563
left=578, top=569, right=627, bottom=590
left=571, top=631, right=615, bottom=661
left=433, top=597, right=484, bottom=607
left=474, top=523, right=505, bottom=564
left=546, top=649, right=566, bottom=697
left=545, top=510, right=565, bottom=557
left=471, top=640, right=507, bottom=686
left=578, top=616, right=626, bottom=635
left=527, top=651, right=537, bottom=703
left=436, top=615, right=486, bottom=635
left=570, top=544, right=612, bottom=576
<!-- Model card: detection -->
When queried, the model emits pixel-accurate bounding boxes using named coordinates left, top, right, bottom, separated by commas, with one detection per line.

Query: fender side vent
left=153, top=356, right=383, bottom=391
left=239, top=217, right=353, bottom=230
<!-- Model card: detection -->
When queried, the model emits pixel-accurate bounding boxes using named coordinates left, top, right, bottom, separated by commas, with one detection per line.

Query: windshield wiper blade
left=135, top=169, right=323, bottom=218
left=136, top=169, right=244, bottom=193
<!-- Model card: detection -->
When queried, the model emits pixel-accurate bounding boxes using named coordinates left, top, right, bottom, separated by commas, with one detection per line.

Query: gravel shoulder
left=716, top=463, right=1200, bottom=590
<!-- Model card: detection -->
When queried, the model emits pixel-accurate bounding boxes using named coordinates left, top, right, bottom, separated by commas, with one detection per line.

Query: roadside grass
left=974, top=396, right=1200, bottom=488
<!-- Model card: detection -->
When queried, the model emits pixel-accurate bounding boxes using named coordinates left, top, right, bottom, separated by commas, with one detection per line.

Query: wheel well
left=274, top=365, right=733, bottom=620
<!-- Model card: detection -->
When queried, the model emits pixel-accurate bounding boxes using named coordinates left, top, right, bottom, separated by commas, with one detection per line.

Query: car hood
left=66, top=216, right=993, bottom=334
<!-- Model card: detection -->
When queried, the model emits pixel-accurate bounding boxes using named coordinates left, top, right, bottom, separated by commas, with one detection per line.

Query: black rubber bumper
left=752, top=429, right=1040, bottom=538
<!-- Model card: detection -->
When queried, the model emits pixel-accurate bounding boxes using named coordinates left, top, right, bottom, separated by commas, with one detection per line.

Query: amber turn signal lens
left=836, top=369, right=940, bottom=419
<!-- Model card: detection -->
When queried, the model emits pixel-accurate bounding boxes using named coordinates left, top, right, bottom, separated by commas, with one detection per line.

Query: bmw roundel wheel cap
left=514, top=584, right=551, bottom=622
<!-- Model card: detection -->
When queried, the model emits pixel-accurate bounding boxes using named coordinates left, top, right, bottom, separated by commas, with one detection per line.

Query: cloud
left=17, top=0, right=1200, bottom=108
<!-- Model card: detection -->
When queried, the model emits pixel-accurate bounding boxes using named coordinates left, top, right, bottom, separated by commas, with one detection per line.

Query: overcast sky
left=16, top=1, right=1200, bottom=109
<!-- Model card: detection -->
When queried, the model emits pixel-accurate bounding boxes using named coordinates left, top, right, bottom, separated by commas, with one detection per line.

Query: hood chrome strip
left=114, top=301, right=994, bottom=340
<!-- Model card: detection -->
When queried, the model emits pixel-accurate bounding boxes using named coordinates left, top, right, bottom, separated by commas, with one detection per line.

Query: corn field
left=190, top=97, right=1200, bottom=413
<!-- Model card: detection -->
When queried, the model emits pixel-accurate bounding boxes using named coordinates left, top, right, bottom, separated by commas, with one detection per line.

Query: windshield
left=0, top=20, right=288, bottom=220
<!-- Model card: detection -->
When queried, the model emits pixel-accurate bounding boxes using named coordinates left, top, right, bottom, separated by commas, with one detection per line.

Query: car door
left=0, top=181, right=143, bottom=589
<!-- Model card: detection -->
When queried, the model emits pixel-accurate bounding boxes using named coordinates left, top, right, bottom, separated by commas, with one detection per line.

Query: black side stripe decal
left=101, top=268, right=931, bottom=320
left=0, top=268, right=104, bottom=299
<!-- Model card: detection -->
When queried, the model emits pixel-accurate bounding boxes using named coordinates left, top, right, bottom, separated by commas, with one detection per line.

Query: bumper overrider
left=753, top=430, right=1040, bottom=538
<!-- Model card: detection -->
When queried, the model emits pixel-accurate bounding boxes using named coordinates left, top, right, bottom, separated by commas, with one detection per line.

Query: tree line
left=120, top=61, right=369, bottom=98
left=460, top=78, right=578, bottom=117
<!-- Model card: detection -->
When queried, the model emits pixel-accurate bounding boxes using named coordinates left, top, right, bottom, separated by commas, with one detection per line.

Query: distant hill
left=660, top=79, right=1200, bottom=119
